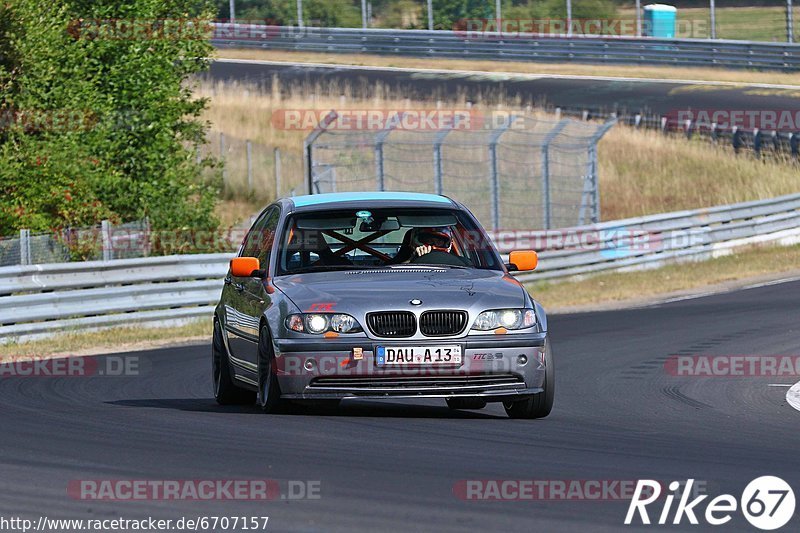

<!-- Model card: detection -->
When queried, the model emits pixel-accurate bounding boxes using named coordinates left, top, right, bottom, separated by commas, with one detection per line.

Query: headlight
left=471, top=309, right=536, bottom=331
left=286, top=313, right=363, bottom=334
left=306, top=314, right=329, bottom=334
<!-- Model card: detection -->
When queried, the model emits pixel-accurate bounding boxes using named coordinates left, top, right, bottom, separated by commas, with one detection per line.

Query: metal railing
left=211, top=25, right=800, bottom=71
left=2, top=192, right=800, bottom=342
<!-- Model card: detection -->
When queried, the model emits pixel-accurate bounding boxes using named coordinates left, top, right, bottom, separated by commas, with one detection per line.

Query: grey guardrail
left=1, top=192, right=799, bottom=342
left=210, top=24, right=800, bottom=71
left=0, top=254, right=233, bottom=341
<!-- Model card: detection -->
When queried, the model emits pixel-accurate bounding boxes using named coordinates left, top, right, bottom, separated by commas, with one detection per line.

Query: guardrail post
left=540, top=119, right=570, bottom=230
left=788, top=0, right=794, bottom=43
left=19, top=229, right=31, bottom=266
left=101, top=220, right=112, bottom=261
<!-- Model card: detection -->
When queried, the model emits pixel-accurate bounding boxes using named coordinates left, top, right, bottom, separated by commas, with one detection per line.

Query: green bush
left=0, top=0, right=220, bottom=245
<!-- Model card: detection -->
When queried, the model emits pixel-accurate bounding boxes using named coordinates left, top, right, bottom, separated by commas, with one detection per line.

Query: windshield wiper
left=404, top=263, right=469, bottom=269
left=285, top=264, right=382, bottom=274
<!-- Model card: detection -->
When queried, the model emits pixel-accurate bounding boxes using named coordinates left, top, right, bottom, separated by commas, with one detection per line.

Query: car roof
left=287, top=192, right=457, bottom=211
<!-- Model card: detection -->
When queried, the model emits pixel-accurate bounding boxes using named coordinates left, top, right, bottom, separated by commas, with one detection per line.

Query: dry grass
left=527, top=243, right=800, bottom=310
left=598, top=127, right=800, bottom=218
left=0, top=320, right=211, bottom=359
left=202, top=81, right=800, bottom=221
left=215, top=49, right=800, bottom=87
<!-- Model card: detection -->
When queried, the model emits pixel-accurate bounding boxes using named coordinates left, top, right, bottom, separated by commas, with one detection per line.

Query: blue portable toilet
left=643, top=4, right=677, bottom=38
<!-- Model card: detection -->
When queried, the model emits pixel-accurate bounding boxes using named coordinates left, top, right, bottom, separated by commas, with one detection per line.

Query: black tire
left=256, top=325, right=286, bottom=414
left=446, top=397, right=487, bottom=410
left=212, top=320, right=256, bottom=405
left=504, top=341, right=554, bottom=419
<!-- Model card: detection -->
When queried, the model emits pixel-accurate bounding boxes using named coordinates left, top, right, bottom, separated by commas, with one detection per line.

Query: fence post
left=789, top=0, right=795, bottom=43
left=274, top=147, right=282, bottom=199
left=566, top=0, right=573, bottom=37
left=589, top=119, right=616, bottom=224
left=101, top=219, right=112, bottom=261
left=297, top=0, right=304, bottom=28
left=433, top=127, right=453, bottom=196
left=374, top=143, right=385, bottom=191
left=540, top=119, right=570, bottom=230
left=427, top=0, right=433, bottom=30
left=19, top=229, right=31, bottom=266
left=753, top=129, right=762, bottom=159
left=710, top=0, right=717, bottom=39
left=488, top=116, right=519, bottom=231
left=303, top=110, right=338, bottom=195
left=219, top=132, right=227, bottom=192
left=374, top=113, right=404, bottom=192
left=246, top=140, right=253, bottom=193
left=636, top=0, right=642, bottom=36
left=361, top=0, right=367, bottom=28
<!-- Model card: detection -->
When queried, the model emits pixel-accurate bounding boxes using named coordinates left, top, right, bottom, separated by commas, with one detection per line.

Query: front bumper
left=273, top=333, right=548, bottom=401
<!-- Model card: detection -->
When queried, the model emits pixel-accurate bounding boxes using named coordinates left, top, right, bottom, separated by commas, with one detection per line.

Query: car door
left=223, top=208, right=274, bottom=376
left=238, top=207, right=280, bottom=367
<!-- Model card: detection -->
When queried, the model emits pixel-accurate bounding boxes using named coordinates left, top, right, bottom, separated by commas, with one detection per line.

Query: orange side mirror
left=231, top=257, right=260, bottom=277
left=509, top=250, right=538, bottom=272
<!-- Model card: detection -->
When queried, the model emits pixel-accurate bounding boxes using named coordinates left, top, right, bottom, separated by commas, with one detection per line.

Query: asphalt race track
left=207, top=60, right=800, bottom=117
left=1, top=280, right=798, bottom=532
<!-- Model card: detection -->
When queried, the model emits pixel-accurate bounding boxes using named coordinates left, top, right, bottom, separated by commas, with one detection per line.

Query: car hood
left=273, top=267, right=526, bottom=314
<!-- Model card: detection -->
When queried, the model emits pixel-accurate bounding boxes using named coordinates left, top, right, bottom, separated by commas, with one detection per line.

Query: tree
left=0, top=0, right=219, bottom=243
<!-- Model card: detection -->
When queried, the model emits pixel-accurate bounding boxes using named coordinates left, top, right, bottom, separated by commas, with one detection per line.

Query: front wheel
left=504, top=341, right=554, bottom=419
left=212, top=320, right=255, bottom=405
left=257, top=325, right=286, bottom=414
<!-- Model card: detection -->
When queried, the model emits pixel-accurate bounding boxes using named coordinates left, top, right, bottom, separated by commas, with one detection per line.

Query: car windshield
left=276, top=207, right=502, bottom=275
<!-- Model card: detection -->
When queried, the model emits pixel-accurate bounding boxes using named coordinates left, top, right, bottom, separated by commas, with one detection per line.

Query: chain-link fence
left=304, top=113, right=615, bottom=231
left=202, top=131, right=306, bottom=200
left=0, top=220, right=152, bottom=267
left=219, top=1, right=800, bottom=43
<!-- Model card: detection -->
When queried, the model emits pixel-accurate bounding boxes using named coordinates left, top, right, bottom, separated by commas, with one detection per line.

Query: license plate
left=376, top=345, right=462, bottom=366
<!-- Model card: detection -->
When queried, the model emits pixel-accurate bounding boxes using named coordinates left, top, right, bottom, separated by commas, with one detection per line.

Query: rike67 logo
left=625, top=477, right=795, bottom=530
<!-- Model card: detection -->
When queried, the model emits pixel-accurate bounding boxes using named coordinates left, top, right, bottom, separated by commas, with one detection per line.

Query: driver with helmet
left=402, top=226, right=470, bottom=267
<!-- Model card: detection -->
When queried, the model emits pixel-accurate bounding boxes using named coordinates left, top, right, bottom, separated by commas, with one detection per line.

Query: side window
left=256, top=210, right=280, bottom=268
left=240, top=207, right=275, bottom=258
